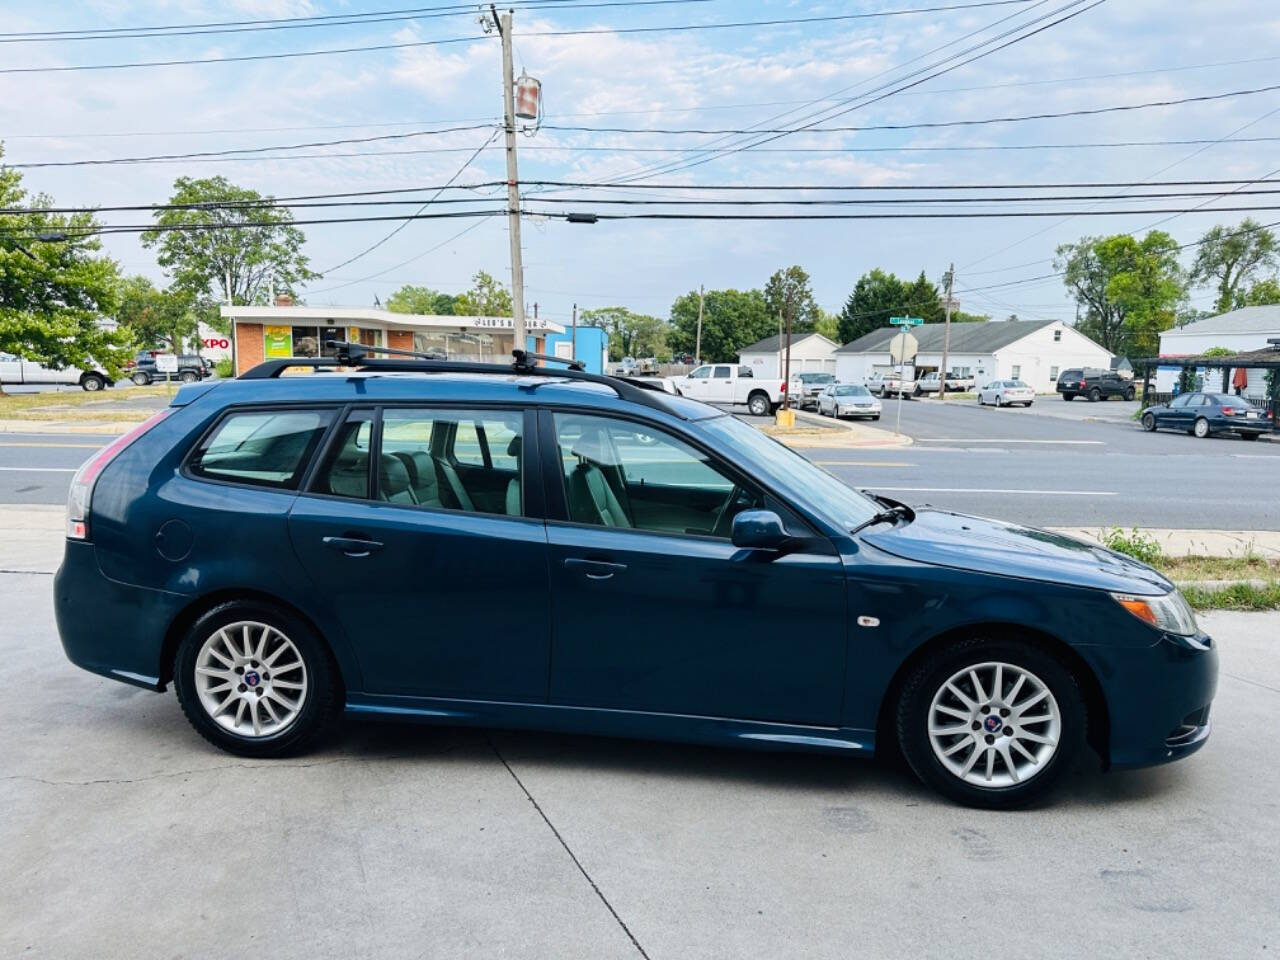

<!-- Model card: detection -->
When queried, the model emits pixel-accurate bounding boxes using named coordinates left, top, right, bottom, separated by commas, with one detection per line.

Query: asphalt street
left=2, top=396, right=1278, bottom=527
left=3, top=571, right=1277, bottom=960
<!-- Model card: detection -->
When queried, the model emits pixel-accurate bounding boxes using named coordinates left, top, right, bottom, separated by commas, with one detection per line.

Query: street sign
left=889, top=331, right=918, bottom=365
left=890, top=316, right=924, bottom=326
left=155, top=354, right=178, bottom=374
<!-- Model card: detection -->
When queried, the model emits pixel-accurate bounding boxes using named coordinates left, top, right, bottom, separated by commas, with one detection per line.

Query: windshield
left=699, top=415, right=880, bottom=529
left=835, top=385, right=868, bottom=396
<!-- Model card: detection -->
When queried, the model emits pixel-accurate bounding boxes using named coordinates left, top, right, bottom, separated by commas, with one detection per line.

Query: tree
left=116, top=276, right=199, bottom=352
left=453, top=270, right=512, bottom=316
left=386, top=285, right=458, bottom=316
left=668, top=288, right=772, bottom=362
left=1055, top=232, right=1186, bottom=357
left=0, top=151, right=132, bottom=390
left=813, top=307, right=841, bottom=342
left=952, top=310, right=990, bottom=323
left=1190, top=218, right=1278, bottom=313
left=579, top=306, right=667, bottom=361
left=141, top=176, right=318, bottom=332
left=837, top=269, right=907, bottom=344
left=763, top=265, right=820, bottom=334
left=901, top=270, right=945, bottom=324
left=1239, top=276, right=1280, bottom=307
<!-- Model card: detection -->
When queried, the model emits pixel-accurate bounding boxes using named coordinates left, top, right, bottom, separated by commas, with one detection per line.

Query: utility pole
left=939, top=263, right=955, bottom=402
left=695, top=284, right=704, bottom=365
left=782, top=291, right=794, bottom=414
left=496, top=8, right=526, bottom=357
left=571, top=302, right=578, bottom=362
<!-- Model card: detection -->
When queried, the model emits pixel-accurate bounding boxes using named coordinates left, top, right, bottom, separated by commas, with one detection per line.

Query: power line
left=306, top=217, right=499, bottom=295
left=0, top=0, right=1041, bottom=73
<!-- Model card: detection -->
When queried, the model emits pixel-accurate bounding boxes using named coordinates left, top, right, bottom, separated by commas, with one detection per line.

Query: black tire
left=1193, top=417, right=1211, bottom=439
left=131, top=372, right=150, bottom=386
left=747, top=392, right=770, bottom=417
left=1062, top=393, right=1075, bottom=401
left=173, top=600, right=341, bottom=758
left=1088, top=388, right=1102, bottom=402
left=80, top=373, right=106, bottom=392
left=1141, top=412, right=1157, bottom=432
left=179, top=370, right=198, bottom=383
left=871, top=415, right=880, bottom=421
left=895, top=637, right=1086, bottom=809
left=1124, top=388, right=1135, bottom=402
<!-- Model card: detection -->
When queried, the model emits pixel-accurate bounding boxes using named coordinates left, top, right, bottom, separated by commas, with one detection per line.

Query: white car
left=676, top=363, right=787, bottom=416
left=817, top=383, right=882, bottom=420
left=0, top=353, right=113, bottom=392
left=977, top=379, right=1036, bottom=407
left=867, top=371, right=916, bottom=398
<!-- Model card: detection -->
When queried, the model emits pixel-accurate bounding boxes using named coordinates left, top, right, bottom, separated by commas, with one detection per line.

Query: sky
left=3, top=0, right=1280, bottom=331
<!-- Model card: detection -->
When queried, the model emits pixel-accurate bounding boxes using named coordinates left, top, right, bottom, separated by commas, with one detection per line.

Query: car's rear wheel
left=1088, top=388, right=1102, bottom=402
left=1241, top=432, right=1260, bottom=441
left=1124, top=388, right=1136, bottom=401
left=747, top=392, right=770, bottom=417
left=1193, top=417, right=1211, bottom=439
left=896, top=638, right=1085, bottom=809
left=1142, top=412, right=1157, bottom=432
left=131, top=372, right=150, bottom=386
left=179, top=370, right=198, bottom=383
left=174, top=601, right=340, bottom=758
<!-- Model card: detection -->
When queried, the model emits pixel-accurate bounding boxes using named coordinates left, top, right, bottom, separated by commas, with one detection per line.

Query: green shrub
left=1101, top=526, right=1164, bottom=565
left=214, top=358, right=234, bottom=378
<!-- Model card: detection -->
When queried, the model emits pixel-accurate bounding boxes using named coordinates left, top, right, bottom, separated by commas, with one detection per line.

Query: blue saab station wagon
left=54, top=345, right=1217, bottom=808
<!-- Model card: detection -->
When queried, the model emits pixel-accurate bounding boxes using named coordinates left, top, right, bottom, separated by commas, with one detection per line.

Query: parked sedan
left=1141, top=392, right=1273, bottom=440
left=978, top=379, right=1035, bottom=407
left=817, top=383, right=881, bottom=420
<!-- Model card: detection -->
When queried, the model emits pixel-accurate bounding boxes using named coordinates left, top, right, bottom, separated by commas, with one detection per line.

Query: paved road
left=3, top=396, right=1278, bottom=528
left=2, top=572, right=1277, bottom=960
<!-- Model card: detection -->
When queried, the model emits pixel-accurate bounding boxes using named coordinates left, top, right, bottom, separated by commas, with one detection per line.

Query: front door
left=287, top=405, right=551, bottom=701
left=682, top=365, right=713, bottom=401
left=542, top=411, right=846, bottom=727
left=1161, top=393, right=1196, bottom=429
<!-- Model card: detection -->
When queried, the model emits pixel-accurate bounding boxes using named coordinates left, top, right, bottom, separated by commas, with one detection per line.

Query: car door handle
left=322, top=535, right=385, bottom=558
left=563, top=558, right=627, bottom=580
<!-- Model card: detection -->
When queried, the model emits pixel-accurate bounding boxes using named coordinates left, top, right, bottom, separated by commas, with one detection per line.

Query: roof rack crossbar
left=235, top=341, right=678, bottom=414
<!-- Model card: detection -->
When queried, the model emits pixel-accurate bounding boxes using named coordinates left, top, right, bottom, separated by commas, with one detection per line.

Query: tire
left=1242, top=432, right=1260, bottom=441
left=80, top=373, right=106, bottom=392
left=895, top=637, right=1086, bottom=809
left=995, top=395, right=1004, bottom=407
left=1193, top=417, right=1211, bottom=439
left=1141, top=412, right=1157, bottom=432
left=1124, top=388, right=1135, bottom=402
left=1062, top=393, right=1075, bottom=402
left=747, top=392, right=770, bottom=417
left=871, top=415, right=880, bottom=421
left=131, top=372, right=150, bottom=386
left=1024, top=402, right=1033, bottom=407
left=977, top=394, right=984, bottom=406
left=1088, top=388, right=1102, bottom=402
left=173, top=601, right=341, bottom=758
left=179, top=370, right=198, bottom=384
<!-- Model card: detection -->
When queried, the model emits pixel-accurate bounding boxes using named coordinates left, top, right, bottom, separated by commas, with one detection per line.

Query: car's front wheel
left=1142, top=412, right=1157, bottom=432
left=1088, top=388, right=1102, bottom=402
left=80, top=373, right=106, bottom=392
left=896, top=639, right=1085, bottom=808
left=173, top=601, right=340, bottom=758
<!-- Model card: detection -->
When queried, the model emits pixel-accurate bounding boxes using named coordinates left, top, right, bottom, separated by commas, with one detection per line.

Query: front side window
left=190, top=409, right=334, bottom=489
left=553, top=413, right=760, bottom=538
left=687, top=366, right=711, bottom=379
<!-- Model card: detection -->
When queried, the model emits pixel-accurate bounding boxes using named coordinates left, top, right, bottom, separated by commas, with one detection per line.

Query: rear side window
left=189, top=409, right=334, bottom=489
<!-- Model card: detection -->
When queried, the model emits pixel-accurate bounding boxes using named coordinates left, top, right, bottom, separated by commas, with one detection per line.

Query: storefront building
left=223, top=304, right=567, bottom=376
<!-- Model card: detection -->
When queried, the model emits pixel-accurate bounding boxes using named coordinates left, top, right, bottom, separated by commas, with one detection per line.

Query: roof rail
left=236, top=341, right=681, bottom=414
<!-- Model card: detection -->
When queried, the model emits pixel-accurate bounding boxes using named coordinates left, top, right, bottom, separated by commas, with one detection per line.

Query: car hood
left=861, top=509, right=1172, bottom=595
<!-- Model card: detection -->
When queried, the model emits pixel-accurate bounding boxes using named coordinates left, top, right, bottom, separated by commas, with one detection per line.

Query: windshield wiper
left=850, top=504, right=911, bottom=536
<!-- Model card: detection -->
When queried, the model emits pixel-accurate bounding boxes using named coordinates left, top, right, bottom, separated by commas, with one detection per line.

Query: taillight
left=1222, top=407, right=1235, bottom=417
left=1079, top=379, right=1087, bottom=388
left=779, top=382, right=786, bottom=392
left=66, top=409, right=173, bottom=541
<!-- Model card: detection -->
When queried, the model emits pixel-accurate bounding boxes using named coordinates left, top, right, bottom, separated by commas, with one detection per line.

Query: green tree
left=1055, top=232, right=1186, bottom=357
left=668, top=288, right=772, bottom=362
left=579, top=306, right=667, bottom=361
left=116, top=276, right=199, bottom=352
left=386, top=284, right=458, bottom=316
left=1239, top=276, right=1280, bottom=307
left=1190, top=218, right=1278, bottom=313
left=901, top=270, right=945, bottom=324
left=0, top=152, right=131, bottom=389
left=453, top=270, right=512, bottom=316
left=837, top=269, right=907, bottom=344
left=763, top=265, right=820, bottom=334
left=952, top=310, right=990, bottom=323
left=813, top=307, right=841, bottom=342
left=141, top=176, right=318, bottom=332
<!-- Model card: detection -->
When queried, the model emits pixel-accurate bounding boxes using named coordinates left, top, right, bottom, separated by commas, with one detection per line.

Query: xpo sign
left=197, top=322, right=232, bottom=361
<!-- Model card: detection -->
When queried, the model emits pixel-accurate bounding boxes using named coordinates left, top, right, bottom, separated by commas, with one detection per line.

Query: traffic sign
left=890, top=316, right=924, bottom=326
left=155, top=354, right=179, bottom=374
left=889, top=331, right=918, bottom=365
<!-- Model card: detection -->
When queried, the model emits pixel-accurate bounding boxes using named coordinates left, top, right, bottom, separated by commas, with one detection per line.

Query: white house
left=1154, top=305, right=1280, bottom=399
left=834, top=319, right=1113, bottom=391
left=738, top=332, right=839, bottom=378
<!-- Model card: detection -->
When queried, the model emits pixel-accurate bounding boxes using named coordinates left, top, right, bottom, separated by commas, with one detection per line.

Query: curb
left=0, top=419, right=140, bottom=435
left=785, top=408, right=913, bottom=448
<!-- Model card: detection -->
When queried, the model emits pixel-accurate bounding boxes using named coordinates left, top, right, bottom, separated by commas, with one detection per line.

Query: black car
left=1141, top=391, right=1274, bottom=440
left=1057, top=368, right=1134, bottom=402
left=130, top=353, right=211, bottom=386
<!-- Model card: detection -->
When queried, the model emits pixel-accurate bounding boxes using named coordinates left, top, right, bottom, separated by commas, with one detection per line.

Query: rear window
left=1060, top=370, right=1081, bottom=380
left=189, top=409, right=334, bottom=489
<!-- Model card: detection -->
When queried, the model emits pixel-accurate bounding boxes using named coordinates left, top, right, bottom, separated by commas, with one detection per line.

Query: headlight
left=1111, top=590, right=1198, bottom=636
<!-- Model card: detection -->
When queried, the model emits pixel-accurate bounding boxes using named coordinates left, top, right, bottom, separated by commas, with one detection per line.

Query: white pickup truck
left=674, top=363, right=787, bottom=416
left=0, top=353, right=113, bottom=391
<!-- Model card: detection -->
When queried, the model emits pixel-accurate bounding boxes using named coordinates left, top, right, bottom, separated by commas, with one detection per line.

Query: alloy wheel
left=1194, top=417, right=1210, bottom=438
left=927, top=661, right=1062, bottom=788
left=194, top=621, right=308, bottom=738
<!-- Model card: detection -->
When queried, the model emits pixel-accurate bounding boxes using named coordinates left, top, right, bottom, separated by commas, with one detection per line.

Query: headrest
left=570, top=425, right=612, bottom=464
left=507, top=434, right=522, bottom=457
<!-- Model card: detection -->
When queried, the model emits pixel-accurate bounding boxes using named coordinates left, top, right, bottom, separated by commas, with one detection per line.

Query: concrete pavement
left=3, top=569, right=1278, bottom=959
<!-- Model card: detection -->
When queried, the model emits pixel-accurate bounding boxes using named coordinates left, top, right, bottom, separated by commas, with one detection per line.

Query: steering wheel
left=710, top=485, right=744, bottom=539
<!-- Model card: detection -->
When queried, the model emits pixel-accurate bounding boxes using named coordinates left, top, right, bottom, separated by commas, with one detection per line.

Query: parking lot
left=2, top=569, right=1277, bottom=959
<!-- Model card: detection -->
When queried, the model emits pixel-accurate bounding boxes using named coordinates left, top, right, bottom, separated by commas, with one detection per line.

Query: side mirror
left=731, top=509, right=789, bottom=550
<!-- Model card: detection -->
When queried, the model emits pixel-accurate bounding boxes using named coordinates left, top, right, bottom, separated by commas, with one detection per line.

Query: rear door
left=707, top=365, right=735, bottom=403
left=287, top=405, right=552, bottom=701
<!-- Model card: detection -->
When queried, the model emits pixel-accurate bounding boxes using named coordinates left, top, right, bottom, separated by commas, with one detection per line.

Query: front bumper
left=1077, top=631, right=1218, bottom=770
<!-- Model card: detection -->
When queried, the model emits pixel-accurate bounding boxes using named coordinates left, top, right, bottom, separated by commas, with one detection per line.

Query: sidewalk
left=0, top=505, right=65, bottom=574
left=761, top=409, right=912, bottom=449
left=1048, top=527, right=1280, bottom=559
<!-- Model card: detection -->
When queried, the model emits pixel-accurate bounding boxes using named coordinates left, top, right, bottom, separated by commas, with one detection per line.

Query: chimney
left=274, top=294, right=294, bottom=307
